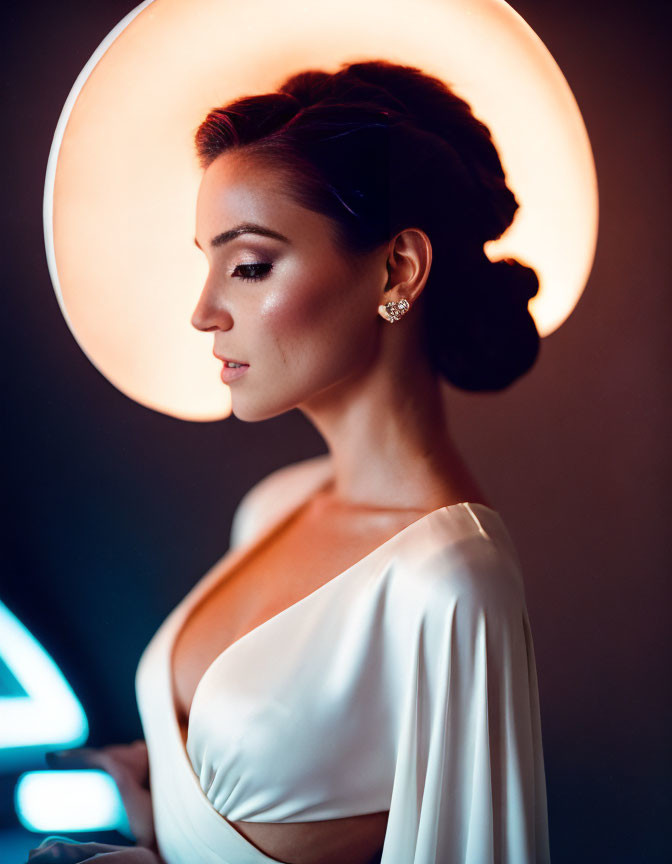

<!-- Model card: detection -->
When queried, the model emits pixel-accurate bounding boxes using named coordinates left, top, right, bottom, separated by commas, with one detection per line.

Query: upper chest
left=172, top=502, right=428, bottom=725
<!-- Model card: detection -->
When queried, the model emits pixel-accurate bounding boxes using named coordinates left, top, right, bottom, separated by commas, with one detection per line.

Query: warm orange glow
left=45, top=0, right=598, bottom=421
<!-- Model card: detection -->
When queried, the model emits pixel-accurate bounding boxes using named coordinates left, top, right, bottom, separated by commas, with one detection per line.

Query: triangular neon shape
left=0, top=600, right=88, bottom=770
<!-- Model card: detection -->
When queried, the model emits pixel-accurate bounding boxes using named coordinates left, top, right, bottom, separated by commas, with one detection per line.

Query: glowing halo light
left=44, top=0, right=598, bottom=421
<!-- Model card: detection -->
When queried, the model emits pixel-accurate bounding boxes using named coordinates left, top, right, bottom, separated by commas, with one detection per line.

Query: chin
left=228, top=393, right=299, bottom=424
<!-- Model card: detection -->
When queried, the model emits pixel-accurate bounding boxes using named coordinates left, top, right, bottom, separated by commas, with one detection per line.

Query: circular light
left=45, top=0, right=598, bottom=420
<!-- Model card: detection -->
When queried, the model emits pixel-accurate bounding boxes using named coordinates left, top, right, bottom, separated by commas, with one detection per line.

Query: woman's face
left=192, top=151, right=388, bottom=422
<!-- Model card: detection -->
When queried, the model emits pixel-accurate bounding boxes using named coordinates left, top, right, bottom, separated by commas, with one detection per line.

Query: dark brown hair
left=194, top=59, right=540, bottom=391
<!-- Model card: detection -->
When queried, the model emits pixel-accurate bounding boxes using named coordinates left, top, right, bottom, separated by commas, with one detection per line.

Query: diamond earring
left=378, top=298, right=410, bottom=323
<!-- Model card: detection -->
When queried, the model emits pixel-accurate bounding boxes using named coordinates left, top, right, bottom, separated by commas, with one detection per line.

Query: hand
left=26, top=838, right=164, bottom=862
left=46, top=740, right=156, bottom=850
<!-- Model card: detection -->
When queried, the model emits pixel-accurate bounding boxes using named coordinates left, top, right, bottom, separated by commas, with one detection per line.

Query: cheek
left=258, top=283, right=378, bottom=391
left=257, top=277, right=344, bottom=365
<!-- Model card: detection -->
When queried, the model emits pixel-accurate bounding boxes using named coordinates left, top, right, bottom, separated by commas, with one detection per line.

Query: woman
left=34, top=59, right=550, bottom=864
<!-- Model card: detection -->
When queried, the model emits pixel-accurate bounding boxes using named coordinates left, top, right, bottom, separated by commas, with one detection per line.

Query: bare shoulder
left=229, top=454, right=332, bottom=549
left=239, top=453, right=332, bottom=510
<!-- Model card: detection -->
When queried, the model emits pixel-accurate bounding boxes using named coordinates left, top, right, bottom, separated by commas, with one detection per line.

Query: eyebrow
left=194, top=222, right=291, bottom=250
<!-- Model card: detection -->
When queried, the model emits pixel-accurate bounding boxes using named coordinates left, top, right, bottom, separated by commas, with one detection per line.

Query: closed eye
left=232, top=262, right=273, bottom=282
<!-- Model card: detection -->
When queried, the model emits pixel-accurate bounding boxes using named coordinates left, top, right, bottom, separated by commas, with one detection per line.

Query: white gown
left=135, top=455, right=551, bottom=863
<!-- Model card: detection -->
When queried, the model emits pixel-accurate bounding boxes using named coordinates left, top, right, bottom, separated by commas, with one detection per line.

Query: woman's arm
left=46, top=740, right=156, bottom=851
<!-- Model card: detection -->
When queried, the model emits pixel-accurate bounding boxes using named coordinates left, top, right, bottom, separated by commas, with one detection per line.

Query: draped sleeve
left=382, top=529, right=551, bottom=864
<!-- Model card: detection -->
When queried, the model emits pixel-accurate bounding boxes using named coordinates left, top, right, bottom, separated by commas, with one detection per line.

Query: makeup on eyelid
left=233, top=262, right=273, bottom=282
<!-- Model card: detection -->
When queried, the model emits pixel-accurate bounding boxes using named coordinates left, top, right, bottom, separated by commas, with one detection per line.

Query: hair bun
left=424, top=254, right=541, bottom=392
left=491, top=257, right=540, bottom=304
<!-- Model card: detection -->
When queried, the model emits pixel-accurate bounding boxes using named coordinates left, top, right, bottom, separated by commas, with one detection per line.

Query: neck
left=299, top=339, right=484, bottom=512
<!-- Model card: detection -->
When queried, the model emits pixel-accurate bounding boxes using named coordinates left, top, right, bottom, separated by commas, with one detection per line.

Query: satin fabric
left=136, top=456, right=550, bottom=863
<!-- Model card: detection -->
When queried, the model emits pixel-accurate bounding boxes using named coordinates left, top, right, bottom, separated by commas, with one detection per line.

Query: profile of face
left=192, top=151, right=394, bottom=422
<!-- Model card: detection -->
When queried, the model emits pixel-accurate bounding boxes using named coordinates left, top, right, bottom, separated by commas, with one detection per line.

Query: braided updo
left=195, top=59, right=540, bottom=391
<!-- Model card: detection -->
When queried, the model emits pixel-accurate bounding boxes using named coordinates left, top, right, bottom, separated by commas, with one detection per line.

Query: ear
left=380, top=227, right=433, bottom=310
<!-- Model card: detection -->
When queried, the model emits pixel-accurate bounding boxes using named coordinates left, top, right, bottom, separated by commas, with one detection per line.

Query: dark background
left=1, top=1, right=670, bottom=861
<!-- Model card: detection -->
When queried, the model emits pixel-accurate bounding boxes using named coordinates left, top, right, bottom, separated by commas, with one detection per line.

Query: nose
left=190, top=276, right=234, bottom=333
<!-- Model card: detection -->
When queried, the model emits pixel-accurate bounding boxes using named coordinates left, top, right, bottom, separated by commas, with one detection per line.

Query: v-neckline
left=168, top=464, right=499, bottom=737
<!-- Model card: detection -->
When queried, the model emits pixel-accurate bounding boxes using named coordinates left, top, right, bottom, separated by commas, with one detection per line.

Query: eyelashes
left=231, top=262, right=274, bottom=282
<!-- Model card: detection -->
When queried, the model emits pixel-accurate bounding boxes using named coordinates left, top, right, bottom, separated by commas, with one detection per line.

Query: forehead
left=196, top=151, right=312, bottom=236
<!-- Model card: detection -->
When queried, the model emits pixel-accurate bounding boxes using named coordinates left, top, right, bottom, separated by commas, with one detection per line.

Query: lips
left=214, top=352, right=249, bottom=366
